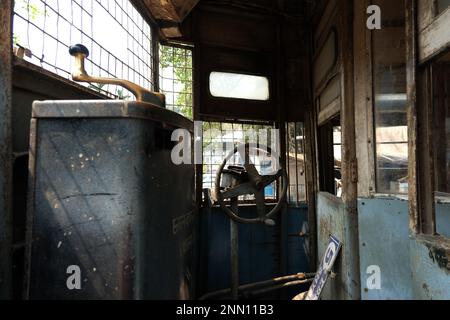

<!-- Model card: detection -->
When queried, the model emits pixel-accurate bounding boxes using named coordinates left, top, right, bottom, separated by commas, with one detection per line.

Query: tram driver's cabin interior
left=0, top=0, right=449, bottom=300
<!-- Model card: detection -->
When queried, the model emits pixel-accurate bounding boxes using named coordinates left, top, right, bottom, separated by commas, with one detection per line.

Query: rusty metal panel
left=25, top=100, right=196, bottom=299
left=410, top=236, right=450, bottom=300
left=358, top=198, right=450, bottom=300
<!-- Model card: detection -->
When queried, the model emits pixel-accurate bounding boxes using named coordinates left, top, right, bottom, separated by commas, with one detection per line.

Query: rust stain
left=422, top=283, right=430, bottom=297
left=428, top=247, right=450, bottom=273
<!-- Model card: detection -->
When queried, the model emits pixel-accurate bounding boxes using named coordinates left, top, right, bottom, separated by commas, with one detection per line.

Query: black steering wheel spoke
left=254, top=190, right=267, bottom=218
left=260, top=169, right=284, bottom=188
left=222, top=182, right=255, bottom=199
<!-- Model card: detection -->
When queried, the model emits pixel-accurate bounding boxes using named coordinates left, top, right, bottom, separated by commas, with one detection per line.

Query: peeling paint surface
left=358, top=198, right=412, bottom=300
left=358, top=197, right=450, bottom=300
left=316, top=193, right=347, bottom=300
left=411, top=236, right=450, bottom=300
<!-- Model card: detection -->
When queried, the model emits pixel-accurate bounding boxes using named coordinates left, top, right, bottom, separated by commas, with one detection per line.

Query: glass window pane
left=209, top=72, right=270, bottom=101
left=373, top=0, right=408, bottom=194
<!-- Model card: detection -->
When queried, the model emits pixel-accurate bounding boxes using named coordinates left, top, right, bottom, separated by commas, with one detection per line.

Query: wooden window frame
left=407, top=0, right=450, bottom=239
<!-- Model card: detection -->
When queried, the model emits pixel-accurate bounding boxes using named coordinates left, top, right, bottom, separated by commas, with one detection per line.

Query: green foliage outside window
left=159, top=45, right=193, bottom=120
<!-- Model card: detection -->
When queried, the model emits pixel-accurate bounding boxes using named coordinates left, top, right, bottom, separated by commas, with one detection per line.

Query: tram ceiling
left=140, top=0, right=315, bottom=40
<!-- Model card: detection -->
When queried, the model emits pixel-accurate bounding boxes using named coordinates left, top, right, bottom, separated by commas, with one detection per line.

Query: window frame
left=407, top=0, right=450, bottom=238
left=355, top=0, right=411, bottom=199
left=314, top=26, right=341, bottom=126
left=201, top=120, right=281, bottom=206
left=418, top=0, right=450, bottom=63
left=285, top=122, right=308, bottom=207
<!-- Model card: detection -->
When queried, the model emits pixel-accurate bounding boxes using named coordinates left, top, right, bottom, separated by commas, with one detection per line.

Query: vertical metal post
left=0, top=0, right=14, bottom=300
left=230, top=198, right=239, bottom=300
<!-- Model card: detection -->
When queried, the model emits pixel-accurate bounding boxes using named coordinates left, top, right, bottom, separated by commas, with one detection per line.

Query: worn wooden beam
left=418, top=6, right=450, bottom=63
left=317, top=97, right=340, bottom=126
left=141, top=0, right=199, bottom=38
left=139, top=0, right=193, bottom=38
left=406, top=0, right=420, bottom=235
left=314, top=0, right=338, bottom=46
left=0, top=0, right=13, bottom=300
left=416, top=66, right=437, bottom=235
left=172, top=0, right=201, bottom=22
left=143, top=0, right=180, bottom=22
left=354, top=0, right=375, bottom=197
left=339, top=0, right=360, bottom=300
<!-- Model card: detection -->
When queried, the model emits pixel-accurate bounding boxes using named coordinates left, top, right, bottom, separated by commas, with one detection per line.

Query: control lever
left=69, top=44, right=165, bottom=106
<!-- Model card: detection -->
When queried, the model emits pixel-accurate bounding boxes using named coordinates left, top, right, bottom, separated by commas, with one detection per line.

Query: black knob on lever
left=69, top=44, right=90, bottom=57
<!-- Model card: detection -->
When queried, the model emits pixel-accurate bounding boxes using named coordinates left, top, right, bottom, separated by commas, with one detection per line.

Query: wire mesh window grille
left=13, top=0, right=156, bottom=99
left=159, top=45, right=193, bottom=120
left=202, top=122, right=279, bottom=202
left=285, top=122, right=307, bottom=206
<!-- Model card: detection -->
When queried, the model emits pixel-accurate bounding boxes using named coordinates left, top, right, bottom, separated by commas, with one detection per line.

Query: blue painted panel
left=198, top=205, right=310, bottom=296
left=286, top=207, right=310, bottom=274
left=358, top=198, right=450, bottom=300
left=358, top=198, right=412, bottom=300
left=410, top=237, right=450, bottom=300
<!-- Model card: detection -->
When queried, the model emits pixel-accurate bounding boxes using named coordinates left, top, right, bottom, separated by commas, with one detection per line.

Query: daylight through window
left=13, top=0, right=156, bottom=99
